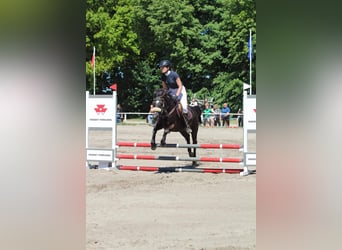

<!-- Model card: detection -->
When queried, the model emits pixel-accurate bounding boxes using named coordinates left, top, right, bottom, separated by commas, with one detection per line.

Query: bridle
left=152, top=89, right=168, bottom=113
left=151, top=89, right=179, bottom=118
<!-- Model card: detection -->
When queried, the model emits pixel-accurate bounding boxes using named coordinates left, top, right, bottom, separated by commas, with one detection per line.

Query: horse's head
left=151, top=89, right=175, bottom=114
left=151, top=89, right=164, bottom=112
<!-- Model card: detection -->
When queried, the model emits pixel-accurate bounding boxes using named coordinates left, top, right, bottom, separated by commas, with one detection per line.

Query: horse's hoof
left=192, top=162, right=199, bottom=167
left=151, top=143, right=157, bottom=150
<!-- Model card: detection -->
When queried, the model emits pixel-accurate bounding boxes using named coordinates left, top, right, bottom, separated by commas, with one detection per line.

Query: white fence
left=118, top=112, right=243, bottom=125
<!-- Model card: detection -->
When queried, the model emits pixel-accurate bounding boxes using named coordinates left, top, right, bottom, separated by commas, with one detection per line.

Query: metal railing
left=117, top=112, right=243, bottom=126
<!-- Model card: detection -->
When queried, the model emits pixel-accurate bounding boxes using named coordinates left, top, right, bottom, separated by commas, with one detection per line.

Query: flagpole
left=93, top=46, right=96, bottom=95
left=249, top=29, right=252, bottom=95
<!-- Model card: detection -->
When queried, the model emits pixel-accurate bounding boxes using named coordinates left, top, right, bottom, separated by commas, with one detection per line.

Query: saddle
left=173, top=103, right=193, bottom=121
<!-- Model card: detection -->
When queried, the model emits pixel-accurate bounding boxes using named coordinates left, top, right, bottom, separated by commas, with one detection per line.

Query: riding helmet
left=159, top=60, right=171, bottom=68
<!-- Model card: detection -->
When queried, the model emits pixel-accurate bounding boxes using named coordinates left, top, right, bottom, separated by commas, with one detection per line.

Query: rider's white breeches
left=169, top=86, right=188, bottom=113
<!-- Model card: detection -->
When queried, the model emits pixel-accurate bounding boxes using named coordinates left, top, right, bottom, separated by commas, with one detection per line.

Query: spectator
left=147, top=104, right=155, bottom=126
left=212, top=104, right=221, bottom=127
left=117, top=104, right=123, bottom=123
left=201, top=99, right=210, bottom=124
left=237, top=108, right=243, bottom=127
left=221, top=102, right=231, bottom=127
left=200, top=98, right=208, bottom=111
left=189, top=97, right=198, bottom=107
left=202, top=102, right=214, bottom=127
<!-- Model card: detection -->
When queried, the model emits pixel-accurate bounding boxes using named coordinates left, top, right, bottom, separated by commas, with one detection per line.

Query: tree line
left=86, top=0, right=256, bottom=114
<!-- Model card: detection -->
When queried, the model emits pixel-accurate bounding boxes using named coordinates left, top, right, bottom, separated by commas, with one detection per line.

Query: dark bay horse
left=150, top=89, right=202, bottom=166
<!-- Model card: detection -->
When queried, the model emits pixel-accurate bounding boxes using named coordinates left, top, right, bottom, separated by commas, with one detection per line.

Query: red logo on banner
left=253, top=109, right=256, bottom=113
left=94, top=104, right=107, bottom=114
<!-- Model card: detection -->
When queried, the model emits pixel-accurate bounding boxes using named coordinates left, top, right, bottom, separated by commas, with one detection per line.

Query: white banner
left=87, top=149, right=114, bottom=162
left=86, top=94, right=116, bottom=128
left=244, top=95, right=256, bottom=130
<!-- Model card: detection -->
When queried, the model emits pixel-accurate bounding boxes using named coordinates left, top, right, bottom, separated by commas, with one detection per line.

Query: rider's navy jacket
left=161, top=71, right=179, bottom=89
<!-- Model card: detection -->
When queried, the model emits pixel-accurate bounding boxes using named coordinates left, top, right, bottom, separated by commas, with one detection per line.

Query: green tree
left=86, top=0, right=256, bottom=113
left=86, top=0, right=140, bottom=94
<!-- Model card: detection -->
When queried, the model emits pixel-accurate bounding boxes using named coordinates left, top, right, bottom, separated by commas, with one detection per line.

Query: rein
left=167, top=105, right=179, bottom=117
left=153, top=89, right=181, bottom=119
left=162, top=90, right=181, bottom=117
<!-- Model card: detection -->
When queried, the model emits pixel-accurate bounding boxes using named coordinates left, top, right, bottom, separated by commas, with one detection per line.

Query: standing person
left=237, top=108, right=243, bottom=127
left=221, top=102, right=231, bottom=127
left=159, top=59, right=192, bottom=133
left=202, top=102, right=214, bottom=127
left=117, top=104, right=122, bottom=123
left=201, top=98, right=209, bottom=111
left=212, top=104, right=221, bottom=127
left=189, top=97, right=198, bottom=107
left=147, top=104, right=155, bottom=126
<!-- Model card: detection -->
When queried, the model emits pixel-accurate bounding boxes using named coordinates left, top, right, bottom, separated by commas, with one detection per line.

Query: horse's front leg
left=151, top=127, right=158, bottom=150
left=160, top=129, right=170, bottom=146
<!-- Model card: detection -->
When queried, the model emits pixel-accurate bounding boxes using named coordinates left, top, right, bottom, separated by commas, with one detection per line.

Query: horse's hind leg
left=189, top=125, right=199, bottom=166
left=191, top=131, right=199, bottom=166
left=191, top=126, right=198, bottom=158
left=180, top=130, right=196, bottom=165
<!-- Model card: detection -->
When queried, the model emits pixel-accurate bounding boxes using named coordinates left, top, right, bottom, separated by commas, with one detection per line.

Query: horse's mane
left=154, top=88, right=163, bottom=96
left=154, top=89, right=174, bottom=103
left=154, top=88, right=168, bottom=97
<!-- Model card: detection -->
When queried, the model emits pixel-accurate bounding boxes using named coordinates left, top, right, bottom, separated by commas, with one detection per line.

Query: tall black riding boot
left=183, top=112, right=192, bottom=133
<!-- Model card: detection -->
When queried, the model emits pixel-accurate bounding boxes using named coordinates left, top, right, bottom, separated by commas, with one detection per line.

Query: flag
left=91, top=46, right=96, bottom=95
left=248, top=32, right=252, bottom=60
left=244, top=83, right=251, bottom=90
left=91, top=46, right=95, bottom=68
left=110, top=83, right=117, bottom=91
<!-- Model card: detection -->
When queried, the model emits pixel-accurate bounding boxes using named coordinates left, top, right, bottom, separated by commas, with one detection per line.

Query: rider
left=159, top=59, right=192, bottom=133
